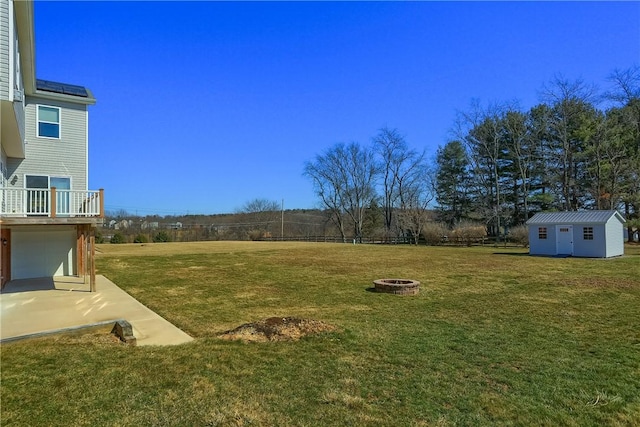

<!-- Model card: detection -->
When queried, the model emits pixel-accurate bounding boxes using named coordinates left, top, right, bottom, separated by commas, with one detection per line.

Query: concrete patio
left=0, top=275, right=193, bottom=346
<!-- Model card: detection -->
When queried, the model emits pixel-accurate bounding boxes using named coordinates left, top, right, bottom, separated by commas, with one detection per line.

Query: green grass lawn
left=2, top=242, right=639, bottom=426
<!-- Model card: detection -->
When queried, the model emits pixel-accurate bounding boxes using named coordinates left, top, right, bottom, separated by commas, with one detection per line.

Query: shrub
left=153, top=231, right=171, bottom=243
left=248, top=229, right=265, bottom=241
left=450, top=221, right=487, bottom=246
left=133, top=234, right=149, bottom=244
left=110, top=232, right=125, bottom=244
left=420, top=222, right=449, bottom=245
left=508, top=225, right=529, bottom=247
left=95, top=230, right=105, bottom=244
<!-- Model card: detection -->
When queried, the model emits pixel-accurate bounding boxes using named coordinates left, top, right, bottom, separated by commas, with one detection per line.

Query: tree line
left=304, top=68, right=640, bottom=242
left=100, top=205, right=339, bottom=243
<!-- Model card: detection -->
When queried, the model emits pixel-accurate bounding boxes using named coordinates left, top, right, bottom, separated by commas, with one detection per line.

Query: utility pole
left=281, top=199, right=284, bottom=240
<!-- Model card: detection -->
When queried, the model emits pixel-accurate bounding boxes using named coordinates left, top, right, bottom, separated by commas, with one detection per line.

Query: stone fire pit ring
left=373, top=279, right=420, bottom=295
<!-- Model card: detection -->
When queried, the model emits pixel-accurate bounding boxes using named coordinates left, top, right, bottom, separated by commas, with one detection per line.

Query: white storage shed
left=526, top=210, right=625, bottom=258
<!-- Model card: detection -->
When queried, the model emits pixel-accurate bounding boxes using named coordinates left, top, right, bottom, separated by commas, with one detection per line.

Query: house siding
left=0, top=0, right=9, bottom=100
left=6, top=96, right=88, bottom=190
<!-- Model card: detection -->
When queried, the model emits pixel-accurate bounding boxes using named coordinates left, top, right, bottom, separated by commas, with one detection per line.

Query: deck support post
left=89, top=227, right=96, bottom=292
left=50, top=187, right=57, bottom=218
left=77, top=226, right=86, bottom=281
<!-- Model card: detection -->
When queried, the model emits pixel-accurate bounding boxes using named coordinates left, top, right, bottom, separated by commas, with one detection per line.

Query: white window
left=37, top=105, right=61, bottom=138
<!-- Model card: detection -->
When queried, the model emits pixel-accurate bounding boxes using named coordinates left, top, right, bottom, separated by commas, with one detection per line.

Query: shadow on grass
left=493, top=252, right=530, bottom=256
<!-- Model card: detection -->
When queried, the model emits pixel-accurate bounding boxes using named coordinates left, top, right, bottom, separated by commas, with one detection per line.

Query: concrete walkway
left=0, top=275, right=194, bottom=346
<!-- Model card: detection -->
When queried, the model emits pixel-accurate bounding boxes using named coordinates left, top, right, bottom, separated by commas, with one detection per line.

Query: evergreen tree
left=435, top=140, right=472, bottom=225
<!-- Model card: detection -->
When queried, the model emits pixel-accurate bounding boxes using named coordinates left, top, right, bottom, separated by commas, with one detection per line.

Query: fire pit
left=373, top=279, right=420, bottom=295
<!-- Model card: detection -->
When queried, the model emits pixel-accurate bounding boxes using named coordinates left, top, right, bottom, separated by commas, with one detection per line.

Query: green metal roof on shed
left=526, top=210, right=625, bottom=225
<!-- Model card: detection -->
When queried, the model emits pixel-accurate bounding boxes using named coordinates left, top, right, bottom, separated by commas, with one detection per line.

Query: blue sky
left=34, top=1, right=639, bottom=215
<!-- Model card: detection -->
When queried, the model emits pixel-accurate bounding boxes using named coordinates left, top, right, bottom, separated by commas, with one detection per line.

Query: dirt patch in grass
left=218, top=317, right=338, bottom=342
left=57, top=330, right=123, bottom=345
left=564, top=277, right=638, bottom=289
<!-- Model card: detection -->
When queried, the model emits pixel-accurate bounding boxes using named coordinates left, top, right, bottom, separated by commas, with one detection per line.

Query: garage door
left=11, top=228, right=76, bottom=279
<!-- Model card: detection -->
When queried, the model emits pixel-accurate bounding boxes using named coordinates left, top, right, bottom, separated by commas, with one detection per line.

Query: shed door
left=556, top=225, right=573, bottom=255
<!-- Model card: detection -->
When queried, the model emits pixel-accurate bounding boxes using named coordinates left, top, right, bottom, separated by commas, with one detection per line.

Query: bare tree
left=238, top=198, right=280, bottom=214
left=303, top=142, right=377, bottom=242
left=235, top=198, right=280, bottom=239
left=109, top=208, right=132, bottom=219
left=372, top=127, right=426, bottom=240
left=605, top=66, right=640, bottom=105
left=303, top=149, right=348, bottom=241
left=396, top=168, right=436, bottom=245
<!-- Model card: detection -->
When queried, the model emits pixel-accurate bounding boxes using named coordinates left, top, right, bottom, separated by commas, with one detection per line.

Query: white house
left=1, top=0, right=103, bottom=288
left=526, top=210, right=625, bottom=258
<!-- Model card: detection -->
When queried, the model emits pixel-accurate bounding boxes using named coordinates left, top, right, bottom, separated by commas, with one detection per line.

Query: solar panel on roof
left=36, top=79, right=88, bottom=98
left=62, top=85, right=88, bottom=97
left=36, top=79, right=64, bottom=93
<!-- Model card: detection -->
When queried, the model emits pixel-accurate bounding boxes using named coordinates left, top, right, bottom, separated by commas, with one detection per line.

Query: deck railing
left=0, top=187, right=104, bottom=218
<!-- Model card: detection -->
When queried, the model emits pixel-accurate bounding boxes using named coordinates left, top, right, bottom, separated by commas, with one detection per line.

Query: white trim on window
left=36, top=105, right=62, bottom=139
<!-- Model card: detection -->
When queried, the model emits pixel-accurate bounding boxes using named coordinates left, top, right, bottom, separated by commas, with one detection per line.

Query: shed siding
left=605, top=217, right=624, bottom=257
left=529, top=225, right=557, bottom=255
left=6, top=96, right=87, bottom=190
left=0, top=0, right=9, bottom=100
left=573, top=224, right=606, bottom=258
